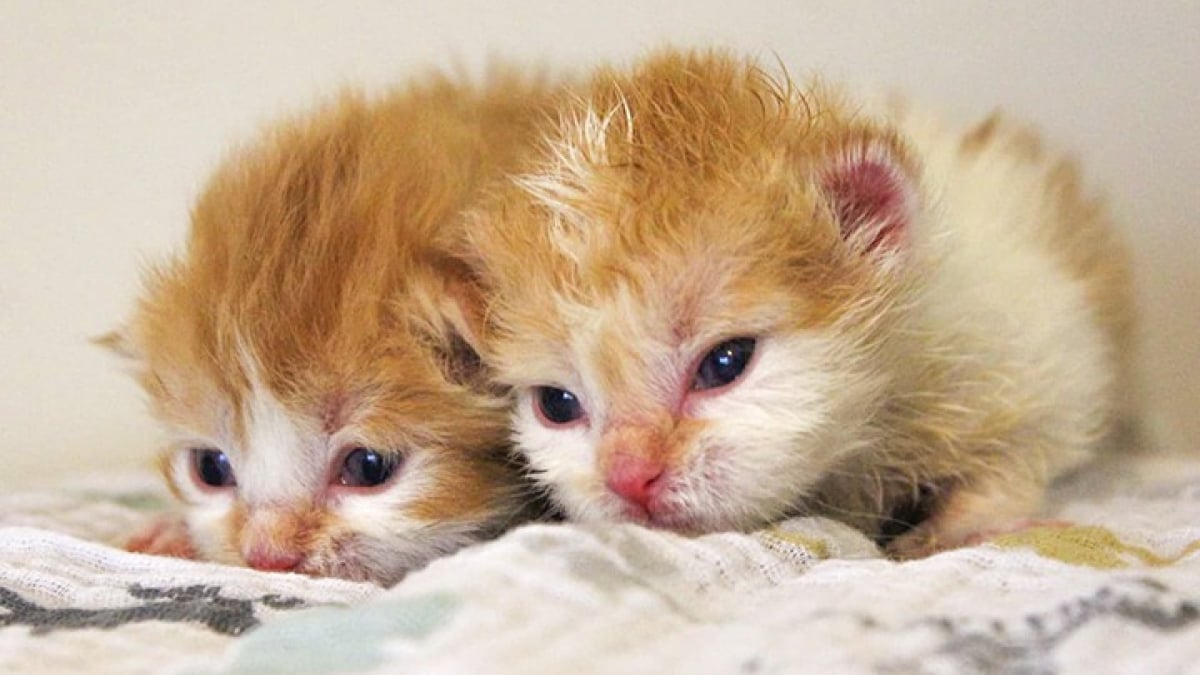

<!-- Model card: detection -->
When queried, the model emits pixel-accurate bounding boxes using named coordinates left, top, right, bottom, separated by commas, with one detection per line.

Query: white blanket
left=3, top=453, right=1199, bottom=674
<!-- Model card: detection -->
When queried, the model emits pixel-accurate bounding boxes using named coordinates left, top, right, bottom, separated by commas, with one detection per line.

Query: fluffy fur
left=464, top=50, right=1134, bottom=557
left=106, top=69, right=562, bottom=584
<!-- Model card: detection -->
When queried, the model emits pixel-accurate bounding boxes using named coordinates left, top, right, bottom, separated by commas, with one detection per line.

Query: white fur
left=237, top=371, right=324, bottom=505
left=168, top=444, right=240, bottom=564
left=513, top=99, right=635, bottom=265
left=897, top=107, right=1111, bottom=475
left=335, top=449, right=437, bottom=537
left=683, top=333, right=884, bottom=527
left=512, top=390, right=608, bottom=520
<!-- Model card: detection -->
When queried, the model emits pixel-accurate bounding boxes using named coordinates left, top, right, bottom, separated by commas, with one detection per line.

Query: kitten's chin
left=645, top=511, right=715, bottom=536
left=646, top=506, right=764, bottom=536
left=298, top=540, right=422, bottom=587
left=313, top=518, right=519, bottom=586
left=299, top=558, right=409, bottom=587
left=577, top=491, right=756, bottom=536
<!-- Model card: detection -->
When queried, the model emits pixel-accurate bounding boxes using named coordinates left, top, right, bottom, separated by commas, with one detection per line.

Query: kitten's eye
left=534, top=386, right=585, bottom=426
left=191, top=449, right=236, bottom=488
left=338, top=448, right=399, bottom=488
left=693, top=338, right=757, bottom=391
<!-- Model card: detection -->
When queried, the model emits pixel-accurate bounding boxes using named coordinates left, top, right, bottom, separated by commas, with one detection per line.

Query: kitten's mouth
left=615, top=501, right=653, bottom=524
left=297, top=538, right=406, bottom=586
left=651, top=505, right=728, bottom=535
left=610, top=494, right=706, bottom=534
left=303, top=559, right=402, bottom=585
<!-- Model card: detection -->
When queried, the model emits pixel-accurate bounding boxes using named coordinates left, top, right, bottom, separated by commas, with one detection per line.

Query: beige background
left=2, top=2, right=1197, bottom=488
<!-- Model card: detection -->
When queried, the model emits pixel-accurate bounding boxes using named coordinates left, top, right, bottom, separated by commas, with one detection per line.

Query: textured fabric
left=3, top=454, right=1199, bottom=674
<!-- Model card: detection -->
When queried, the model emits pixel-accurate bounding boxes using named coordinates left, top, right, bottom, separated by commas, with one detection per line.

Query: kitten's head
left=466, top=50, right=925, bottom=534
left=107, top=91, right=528, bottom=585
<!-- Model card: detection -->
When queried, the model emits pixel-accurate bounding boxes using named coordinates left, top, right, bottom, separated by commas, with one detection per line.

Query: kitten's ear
left=435, top=271, right=492, bottom=390
left=93, top=326, right=143, bottom=362
left=817, top=131, right=920, bottom=257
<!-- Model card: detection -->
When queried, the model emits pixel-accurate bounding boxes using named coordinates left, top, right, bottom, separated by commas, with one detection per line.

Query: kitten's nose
left=244, top=546, right=304, bottom=572
left=606, top=454, right=666, bottom=509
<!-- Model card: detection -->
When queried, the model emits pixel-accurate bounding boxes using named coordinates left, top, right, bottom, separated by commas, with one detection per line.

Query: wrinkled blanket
left=3, top=452, right=1199, bottom=674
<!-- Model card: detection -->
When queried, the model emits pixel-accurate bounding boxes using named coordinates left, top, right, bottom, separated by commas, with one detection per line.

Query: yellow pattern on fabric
left=993, top=525, right=1200, bottom=569
left=761, top=529, right=831, bottom=559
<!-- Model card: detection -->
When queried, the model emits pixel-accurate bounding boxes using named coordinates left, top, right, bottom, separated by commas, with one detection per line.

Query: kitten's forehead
left=237, top=365, right=325, bottom=502
left=490, top=84, right=854, bottom=335
left=492, top=257, right=799, bottom=403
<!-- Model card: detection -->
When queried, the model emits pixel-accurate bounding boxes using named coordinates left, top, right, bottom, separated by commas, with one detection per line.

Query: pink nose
left=244, top=547, right=304, bottom=572
left=606, top=454, right=666, bottom=509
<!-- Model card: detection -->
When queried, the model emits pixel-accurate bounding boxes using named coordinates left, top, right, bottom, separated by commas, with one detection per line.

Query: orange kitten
left=106, top=70, right=559, bottom=584
left=464, top=50, right=1134, bottom=557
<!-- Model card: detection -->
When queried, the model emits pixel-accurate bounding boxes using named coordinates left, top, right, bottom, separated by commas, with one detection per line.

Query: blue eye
left=338, top=448, right=399, bottom=488
left=192, top=448, right=236, bottom=488
left=693, top=338, right=756, bottom=391
left=535, top=386, right=585, bottom=426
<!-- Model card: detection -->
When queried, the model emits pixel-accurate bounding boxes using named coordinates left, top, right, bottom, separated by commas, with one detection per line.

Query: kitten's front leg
left=885, top=470, right=1045, bottom=559
left=125, top=514, right=197, bottom=559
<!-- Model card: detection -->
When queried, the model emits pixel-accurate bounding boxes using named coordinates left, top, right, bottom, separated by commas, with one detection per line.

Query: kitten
left=106, top=69, right=560, bottom=584
left=463, top=50, right=1134, bottom=557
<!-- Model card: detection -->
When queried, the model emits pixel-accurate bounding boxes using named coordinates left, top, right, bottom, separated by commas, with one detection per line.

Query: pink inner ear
left=822, top=151, right=913, bottom=253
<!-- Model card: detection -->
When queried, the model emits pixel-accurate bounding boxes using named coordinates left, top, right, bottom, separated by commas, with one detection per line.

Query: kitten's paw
left=960, top=518, right=1074, bottom=546
left=887, top=517, right=1071, bottom=559
left=885, top=479, right=1046, bottom=560
left=126, top=516, right=197, bottom=559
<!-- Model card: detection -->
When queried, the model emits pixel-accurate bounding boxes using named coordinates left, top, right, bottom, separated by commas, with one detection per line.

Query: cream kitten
left=464, top=50, right=1134, bottom=557
left=106, top=70, right=559, bottom=584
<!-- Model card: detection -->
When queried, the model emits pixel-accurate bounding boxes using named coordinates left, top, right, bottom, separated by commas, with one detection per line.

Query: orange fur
left=109, top=68, right=563, bottom=584
left=465, top=49, right=1134, bottom=555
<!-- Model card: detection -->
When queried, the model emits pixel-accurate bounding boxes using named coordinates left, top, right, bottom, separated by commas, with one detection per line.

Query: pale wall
left=2, top=1, right=1197, bottom=488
